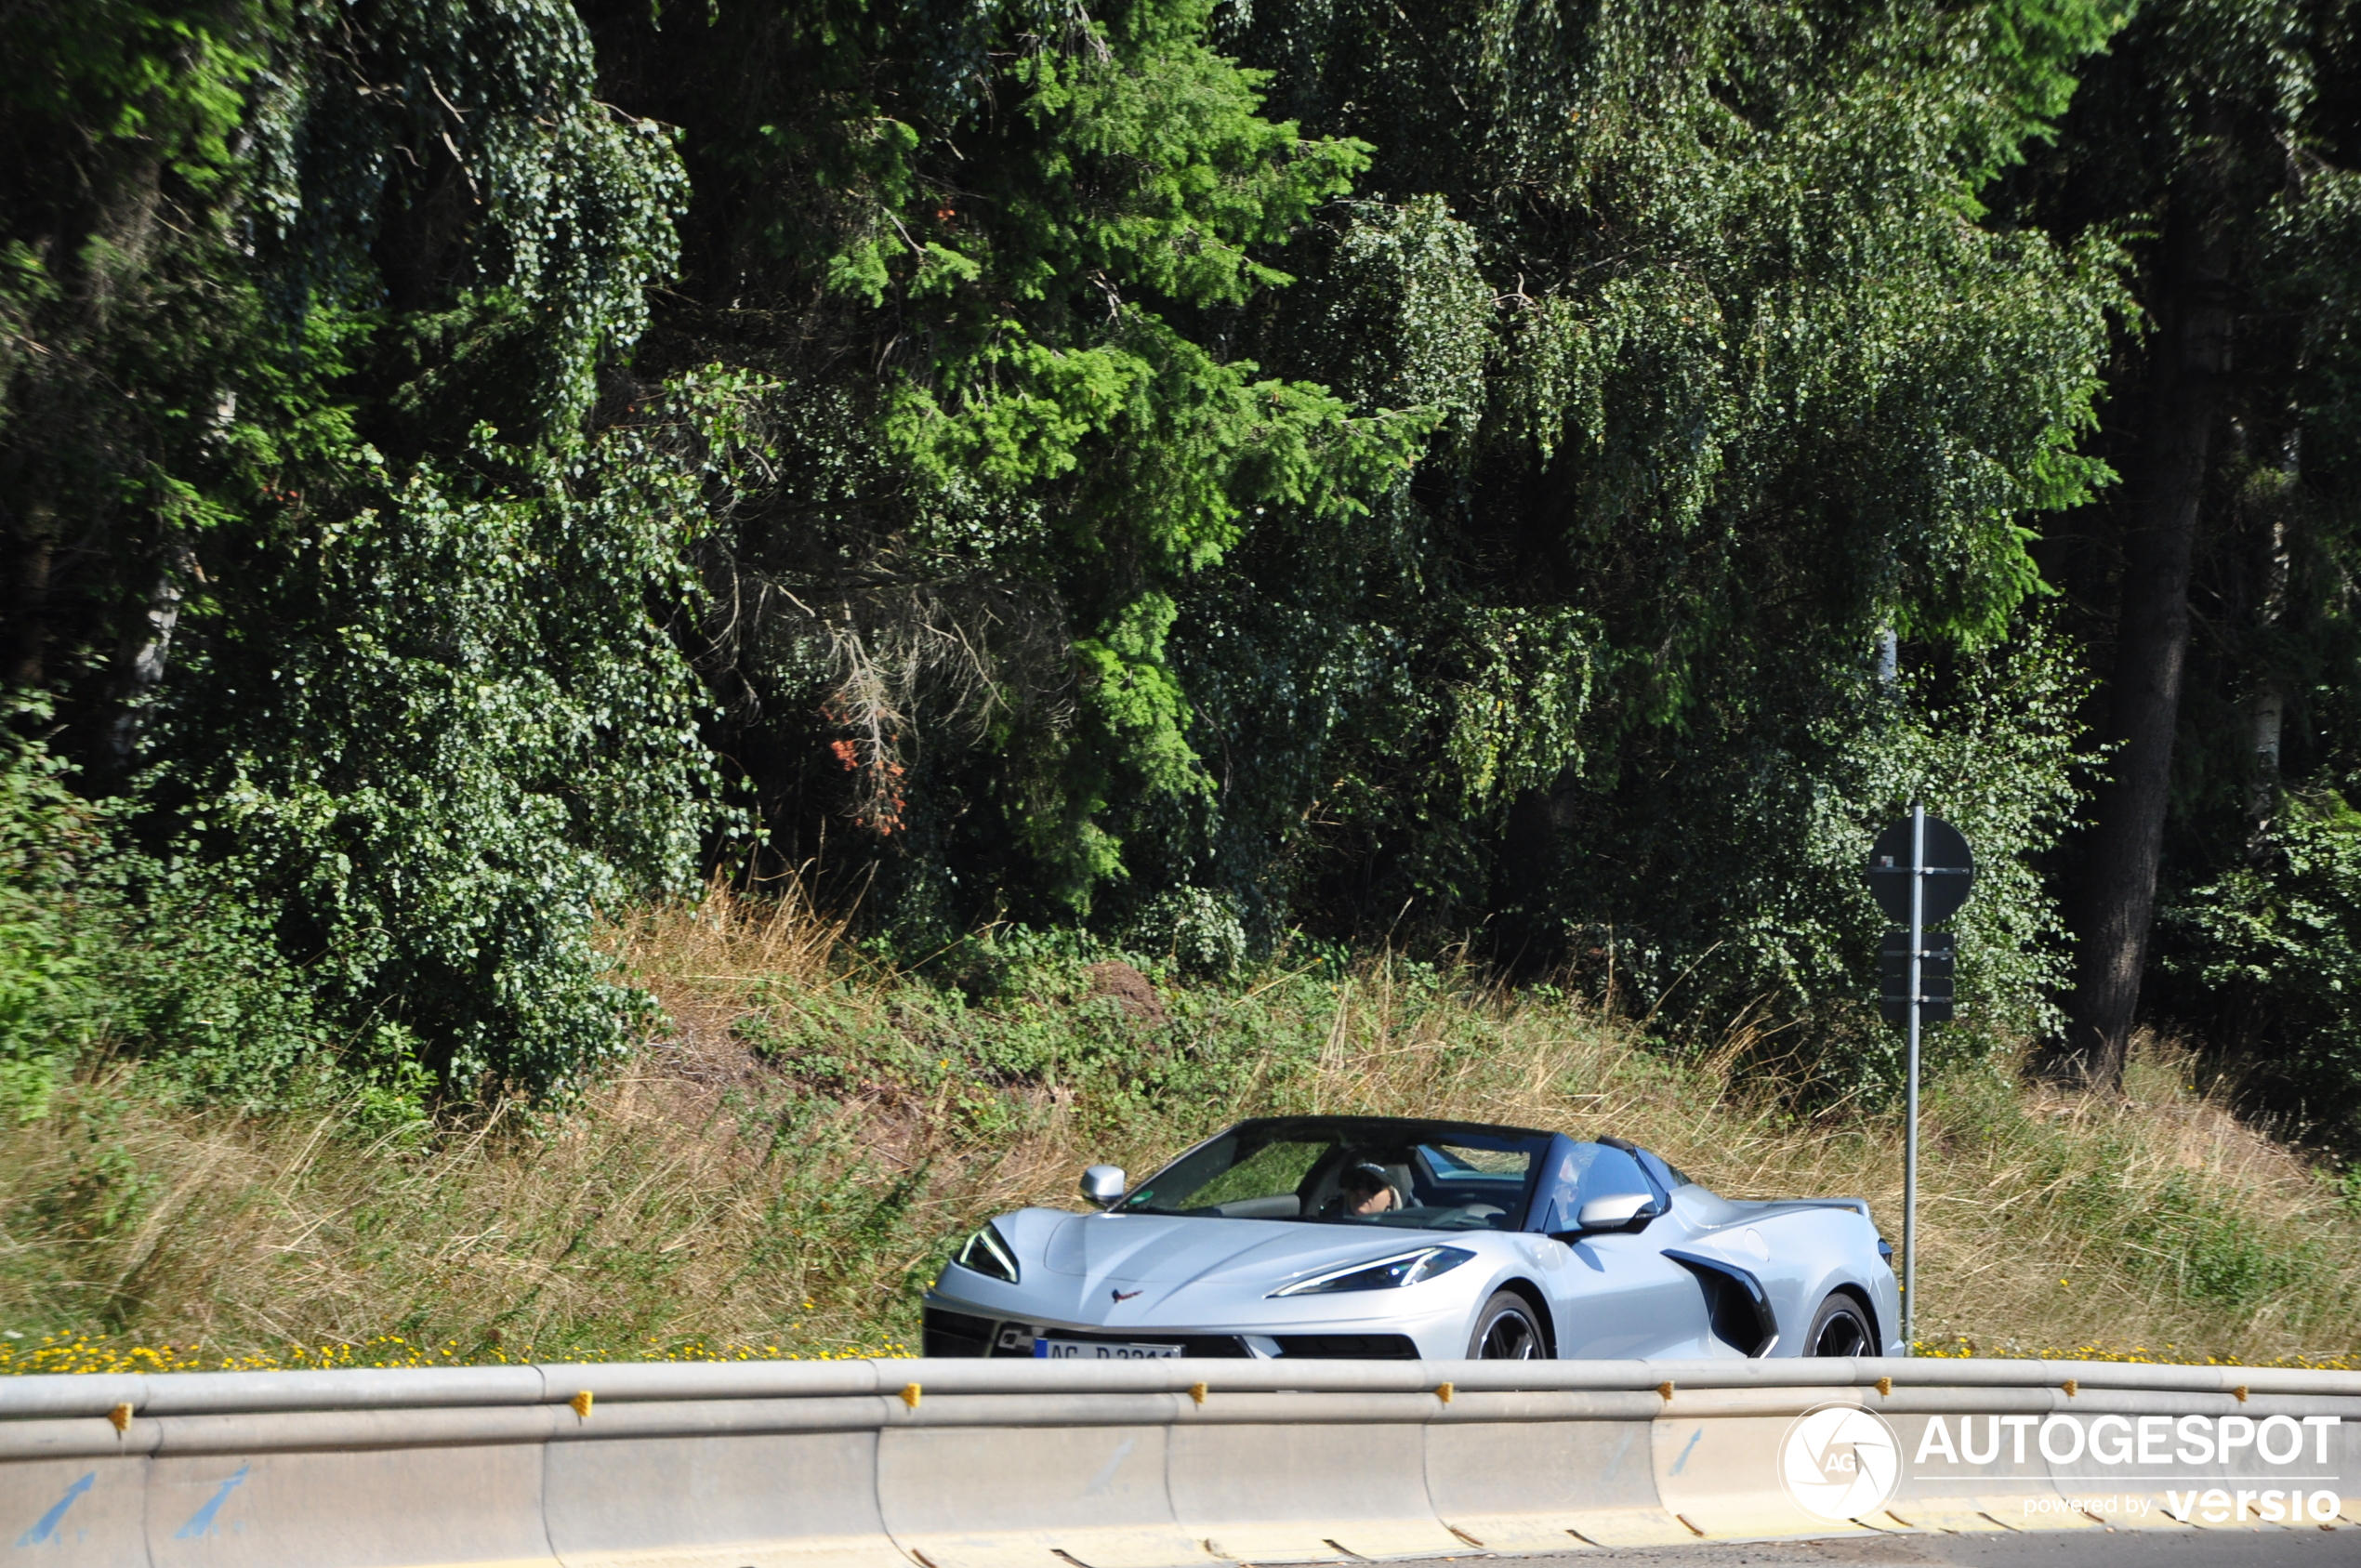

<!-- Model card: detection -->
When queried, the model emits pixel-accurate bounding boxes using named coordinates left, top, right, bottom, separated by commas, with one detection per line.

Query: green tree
left=1, top=0, right=742, bottom=1097
left=1129, top=0, right=2127, bottom=1065
left=2005, top=0, right=2361, bottom=1123
left=581, top=0, right=1425, bottom=922
left=580, top=0, right=2131, bottom=1076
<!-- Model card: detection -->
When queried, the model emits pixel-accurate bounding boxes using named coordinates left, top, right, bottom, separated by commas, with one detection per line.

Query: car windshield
left=1116, top=1117, right=1550, bottom=1231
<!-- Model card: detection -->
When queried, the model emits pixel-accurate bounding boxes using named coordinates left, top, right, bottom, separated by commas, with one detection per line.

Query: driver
left=1336, top=1162, right=1398, bottom=1216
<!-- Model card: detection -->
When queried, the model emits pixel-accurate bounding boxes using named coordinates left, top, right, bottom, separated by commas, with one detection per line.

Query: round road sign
left=1865, top=816, right=1973, bottom=925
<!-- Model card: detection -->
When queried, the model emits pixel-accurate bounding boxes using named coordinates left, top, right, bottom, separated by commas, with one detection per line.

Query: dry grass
left=4, top=885, right=2358, bottom=1369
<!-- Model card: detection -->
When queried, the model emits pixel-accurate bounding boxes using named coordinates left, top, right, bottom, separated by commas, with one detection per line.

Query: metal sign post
left=1905, top=805, right=1922, bottom=1354
left=1866, top=808, right=1972, bottom=1357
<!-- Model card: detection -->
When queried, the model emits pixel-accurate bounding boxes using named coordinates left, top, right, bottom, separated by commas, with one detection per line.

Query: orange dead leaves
left=824, top=723, right=908, bottom=836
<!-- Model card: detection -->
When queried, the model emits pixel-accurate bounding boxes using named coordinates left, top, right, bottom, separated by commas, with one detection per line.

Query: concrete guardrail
left=5, top=1357, right=2358, bottom=1565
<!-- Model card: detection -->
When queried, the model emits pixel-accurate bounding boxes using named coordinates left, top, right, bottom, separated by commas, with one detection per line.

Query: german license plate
left=1033, top=1337, right=1184, bottom=1360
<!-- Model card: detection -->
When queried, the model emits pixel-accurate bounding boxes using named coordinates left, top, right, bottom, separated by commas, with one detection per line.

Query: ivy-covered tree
left=1, top=0, right=739, bottom=1099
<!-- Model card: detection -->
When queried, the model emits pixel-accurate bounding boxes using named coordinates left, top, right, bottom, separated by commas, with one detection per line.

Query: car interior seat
left=1299, top=1151, right=1415, bottom=1217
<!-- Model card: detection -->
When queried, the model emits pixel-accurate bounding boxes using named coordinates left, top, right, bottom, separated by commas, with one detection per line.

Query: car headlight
left=1268, top=1245, right=1474, bottom=1298
left=953, top=1221, right=1021, bottom=1284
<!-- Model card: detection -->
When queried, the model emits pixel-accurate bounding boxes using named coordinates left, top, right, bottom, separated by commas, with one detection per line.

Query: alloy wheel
left=1477, top=1307, right=1540, bottom=1359
left=1810, top=1305, right=1869, bottom=1357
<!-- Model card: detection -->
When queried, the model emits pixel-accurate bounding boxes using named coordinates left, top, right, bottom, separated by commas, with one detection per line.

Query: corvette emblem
left=1111, top=1287, right=1143, bottom=1303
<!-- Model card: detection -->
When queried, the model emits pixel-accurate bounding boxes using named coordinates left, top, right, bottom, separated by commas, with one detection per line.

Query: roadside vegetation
left=12, top=2, right=2361, bottom=1377
left=11, top=0, right=2361, bottom=1163
left=5, top=889, right=2357, bottom=1374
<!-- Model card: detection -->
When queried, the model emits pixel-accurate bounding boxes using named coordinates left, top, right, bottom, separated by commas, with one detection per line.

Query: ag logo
left=1778, top=1403, right=1902, bottom=1522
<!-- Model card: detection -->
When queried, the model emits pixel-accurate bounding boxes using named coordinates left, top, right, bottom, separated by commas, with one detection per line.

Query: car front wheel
left=1467, top=1289, right=1545, bottom=1359
left=1802, top=1292, right=1872, bottom=1357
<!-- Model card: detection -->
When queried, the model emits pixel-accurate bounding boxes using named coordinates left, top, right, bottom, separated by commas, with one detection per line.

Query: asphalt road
left=1378, top=1529, right=2361, bottom=1568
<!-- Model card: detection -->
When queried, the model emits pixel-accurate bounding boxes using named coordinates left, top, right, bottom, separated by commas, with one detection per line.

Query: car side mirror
left=1081, top=1165, right=1126, bottom=1208
left=1572, top=1192, right=1660, bottom=1233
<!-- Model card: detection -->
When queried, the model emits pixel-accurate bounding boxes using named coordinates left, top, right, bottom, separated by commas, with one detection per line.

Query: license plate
left=1033, top=1337, right=1184, bottom=1360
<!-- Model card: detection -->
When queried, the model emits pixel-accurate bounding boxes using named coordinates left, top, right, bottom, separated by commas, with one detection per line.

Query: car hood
left=1034, top=1210, right=1457, bottom=1292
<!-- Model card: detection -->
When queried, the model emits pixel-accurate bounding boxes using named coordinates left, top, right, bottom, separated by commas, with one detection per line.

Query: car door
left=1527, top=1138, right=1714, bottom=1359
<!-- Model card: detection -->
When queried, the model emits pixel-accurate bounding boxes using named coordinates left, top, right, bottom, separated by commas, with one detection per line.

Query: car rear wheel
left=1467, top=1289, right=1545, bottom=1359
left=1803, top=1292, right=1872, bottom=1357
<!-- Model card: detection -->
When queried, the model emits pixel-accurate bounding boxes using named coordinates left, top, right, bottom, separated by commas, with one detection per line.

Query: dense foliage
left=1995, top=0, right=2361, bottom=1123
left=5, top=0, right=2361, bottom=1139
left=587, top=0, right=2127, bottom=1056
left=2, top=0, right=735, bottom=1102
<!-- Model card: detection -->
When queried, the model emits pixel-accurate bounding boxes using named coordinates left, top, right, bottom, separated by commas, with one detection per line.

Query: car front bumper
left=921, top=1288, right=1471, bottom=1360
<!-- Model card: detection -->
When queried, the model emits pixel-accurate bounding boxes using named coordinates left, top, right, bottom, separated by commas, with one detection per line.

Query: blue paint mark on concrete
left=14, top=1472, right=93, bottom=1547
left=1086, top=1436, right=1138, bottom=1496
left=1601, top=1427, right=1637, bottom=1482
left=174, top=1466, right=249, bottom=1539
left=1669, top=1429, right=1703, bottom=1476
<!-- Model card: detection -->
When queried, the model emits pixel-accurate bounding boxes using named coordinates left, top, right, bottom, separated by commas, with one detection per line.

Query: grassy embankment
left=4, top=887, right=2358, bottom=1373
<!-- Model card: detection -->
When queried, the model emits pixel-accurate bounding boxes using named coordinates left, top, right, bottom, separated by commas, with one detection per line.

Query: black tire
left=1802, top=1292, right=1872, bottom=1357
left=1467, top=1289, right=1546, bottom=1360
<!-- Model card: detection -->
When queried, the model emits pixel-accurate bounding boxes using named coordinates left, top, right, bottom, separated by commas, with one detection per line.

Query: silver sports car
left=922, top=1115, right=1902, bottom=1361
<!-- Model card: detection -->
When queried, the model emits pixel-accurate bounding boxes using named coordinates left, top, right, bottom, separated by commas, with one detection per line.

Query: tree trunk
left=100, top=539, right=195, bottom=773
left=2057, top=158, right=2236, bottom=1087
left=4, top=499, right=56, bottom=691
